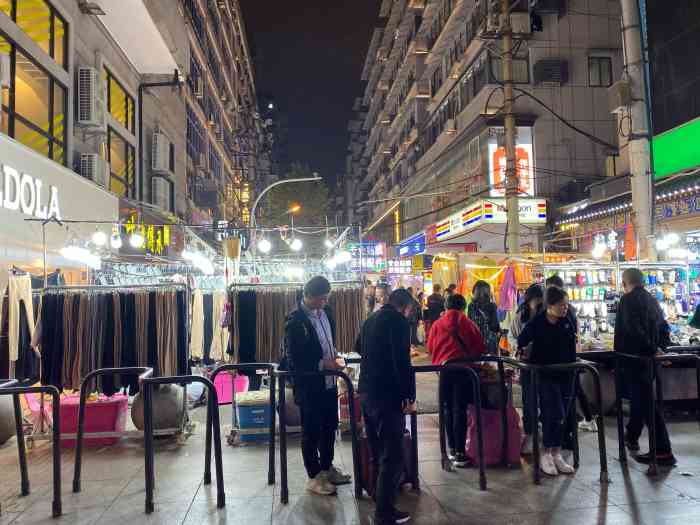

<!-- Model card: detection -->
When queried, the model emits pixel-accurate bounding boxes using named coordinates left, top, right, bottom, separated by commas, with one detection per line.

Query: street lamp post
left=249, top=175, right=322, bottom=278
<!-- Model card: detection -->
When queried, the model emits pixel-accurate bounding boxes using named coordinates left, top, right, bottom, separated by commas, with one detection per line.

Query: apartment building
left=182, top=0, right=266, bottom=229
left=346, top=0, right=624, bottom=252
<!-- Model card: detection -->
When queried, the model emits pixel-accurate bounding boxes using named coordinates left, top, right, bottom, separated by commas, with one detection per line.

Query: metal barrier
left=141, top=375, right=225, bottom=514
left=274, top=369, right=361, bottom=505
left=412, top=363, right=487, bottom=490
left=0, top=379, right=62, bottom=518
left=73, top=367, right=153, bottom=493
left=614, top=352, right=700, bottom=476
left=205, top=363, right=276, bottom=485
left=500, top=358, right=609, bottom=485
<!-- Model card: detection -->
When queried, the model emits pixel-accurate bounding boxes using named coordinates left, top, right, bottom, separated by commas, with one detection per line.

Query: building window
left=589, top=57, right=612, bottom=87
left=3, top=0, right=68, bottom=69
left=186, top=104, right=205, bottom=161
left=108, top=127, right=135, bottom=198
left=104, top=68, right=135, bottom=133
left=0, top=35, right=66, bottom=163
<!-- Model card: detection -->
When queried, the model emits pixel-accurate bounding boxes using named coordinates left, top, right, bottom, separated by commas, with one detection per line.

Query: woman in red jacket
left=428, top=293, right=486, bottom=466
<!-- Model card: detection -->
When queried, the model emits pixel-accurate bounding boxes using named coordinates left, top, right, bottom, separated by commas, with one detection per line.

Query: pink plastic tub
left=213, top=372, right=249, bottom=405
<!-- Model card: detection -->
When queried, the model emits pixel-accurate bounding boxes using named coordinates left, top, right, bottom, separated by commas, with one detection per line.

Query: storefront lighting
left=336, top=250, right=352, bottom=264
left=258, top=238, right=272, bottom=254
left=668, top=247, right=689, bottom=260
left=129, top=231, right=145, bottom=249
left=60, top=245, right=102, bottom=270
left=284, top=266, right=304, bottom=280
left=92, top=230, right=107, bottom=247
left=182, top=250, right=214, bottom=275
left=656, top=238, right=668, bottom=251
left=325, top=258, right=337, bottom=270
left=665, top=232, right=680, bottom=246
left=110, top=227, right=123, bottom=249
left=324, top=238, right=334, bottom=249
left=290, top=238, right=303, bottom=251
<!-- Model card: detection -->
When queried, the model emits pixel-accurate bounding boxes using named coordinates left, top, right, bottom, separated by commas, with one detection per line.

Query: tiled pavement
left=2, top=408, right=700, bottom=524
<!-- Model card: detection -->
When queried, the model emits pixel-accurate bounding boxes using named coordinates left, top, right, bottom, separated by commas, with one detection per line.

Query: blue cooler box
left=236, top=390, right=271, bottom=442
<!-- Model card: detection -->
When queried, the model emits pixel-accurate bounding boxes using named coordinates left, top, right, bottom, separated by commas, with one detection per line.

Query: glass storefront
left=1, top=0, right=67, bottom=69
left=108, top=128, right=135, bottom=198
left=0, top=34, right=67, bottom=163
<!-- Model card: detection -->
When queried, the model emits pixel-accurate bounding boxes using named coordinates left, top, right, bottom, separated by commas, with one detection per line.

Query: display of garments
left=7, top=274, right=34, bottom=363
left=230, top=285, right=364, bottom=365
left=202, top=293, right=214, bottom=364
left=190, top=290, right=204, bottom=360
left=210, top=292, right=229, bottom=363
left=38, top=287, right=188, bottom=393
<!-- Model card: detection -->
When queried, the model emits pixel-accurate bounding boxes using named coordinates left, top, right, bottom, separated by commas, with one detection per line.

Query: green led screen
left=652, top=117, right=700, bottom=179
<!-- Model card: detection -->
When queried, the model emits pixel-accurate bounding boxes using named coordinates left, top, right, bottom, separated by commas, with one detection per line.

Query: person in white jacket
left=508, top=284, right=544, bottom=455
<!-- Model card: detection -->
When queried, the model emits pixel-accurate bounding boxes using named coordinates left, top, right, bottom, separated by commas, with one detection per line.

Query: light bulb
left=130, top=232, right=145, bottom=249
left=336, top=250, right=352, bottom=263
left=258, top=238, right=272, bottom=253
left=324, top=238, right=334, bottom=249
left=290, top=238, right=302, bottom=251
left=110, top=231, right=123, bottom=249
left=92, top=230, right=107, bottom=246
left=665, top=232, right=680, bottom=246
left=655, top=238, right=668, bottom=251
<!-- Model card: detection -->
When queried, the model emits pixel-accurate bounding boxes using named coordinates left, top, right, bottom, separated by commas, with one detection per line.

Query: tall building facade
left=0, top=0, right=263, bottom=286
left=346, top=0, right=624, bottom=251
left=182, top=0, right=265, bottom=230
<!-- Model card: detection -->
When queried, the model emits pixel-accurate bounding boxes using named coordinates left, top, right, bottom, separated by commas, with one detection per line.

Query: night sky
left=240, top=1, right=382, bottom=186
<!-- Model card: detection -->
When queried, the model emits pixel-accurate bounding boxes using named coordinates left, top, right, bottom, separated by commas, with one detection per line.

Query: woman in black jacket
left=517, top=286, right=577, bottom=477
left=467, top=280, right=500, bottom=353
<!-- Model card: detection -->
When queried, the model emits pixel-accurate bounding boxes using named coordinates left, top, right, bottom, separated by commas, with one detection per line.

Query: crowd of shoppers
left=284, top=269, right=678, bottom=518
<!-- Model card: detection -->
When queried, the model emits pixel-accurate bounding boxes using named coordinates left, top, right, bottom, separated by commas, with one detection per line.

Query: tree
left=263, top=163, right=330, bottom=227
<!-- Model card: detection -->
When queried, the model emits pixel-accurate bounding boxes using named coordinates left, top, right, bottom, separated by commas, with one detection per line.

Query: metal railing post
left=73, top=367, right=153, bottom=493
left=278, top=375, right=289, bottom=504
left=0, top=380, right=62, bottom=518
left=207, top=363, right=276, bottom=485
left=142, top=375, right=225, bottom=514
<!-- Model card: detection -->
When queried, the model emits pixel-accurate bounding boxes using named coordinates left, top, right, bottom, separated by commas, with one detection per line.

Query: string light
left=258, top=238, right=272, bottom=253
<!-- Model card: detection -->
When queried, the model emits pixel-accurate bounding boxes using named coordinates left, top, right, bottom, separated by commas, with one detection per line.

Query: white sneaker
left=578, top=419, right=598, bottom=433
left=552, top=454, right=575, bottom=475
left=521, top=434, right=533, bottom=455
left=540, top=453, right=558, bottom=476
left=324, top=465, right=351, bottom=485
left=306, top=474, right=337, bottom=496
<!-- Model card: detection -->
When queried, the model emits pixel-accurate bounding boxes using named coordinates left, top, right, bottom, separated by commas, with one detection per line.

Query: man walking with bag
left=359, top=289, right=417, bottom=524
left=284, top=276, right=351, bottom=495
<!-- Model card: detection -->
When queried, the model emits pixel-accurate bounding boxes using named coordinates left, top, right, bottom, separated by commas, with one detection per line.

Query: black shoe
left=374, top=510, right=411, bottom=525
left=635, top=452, right=677, bottom=466
left=452, top=453, right=471, bottom=468
left=392, top=509, right=411, bottom=524
left=625, top=436, right=640, bottom=452
left=447, top=449, right=457, bottom=461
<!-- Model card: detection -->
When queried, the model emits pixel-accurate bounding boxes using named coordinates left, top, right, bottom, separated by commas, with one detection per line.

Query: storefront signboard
left=655, top=194, right=700, bottom=220
left=482, top=198, right=547, bottom=224
left=349, top=241, right=386, bottom=272
left=0, top=165, right=61, bottom=220
left=386, top=258, right=413, bottom=275
left=487, top=127, right=535, bottom=197
left=397, top=231, right=426, bottom=257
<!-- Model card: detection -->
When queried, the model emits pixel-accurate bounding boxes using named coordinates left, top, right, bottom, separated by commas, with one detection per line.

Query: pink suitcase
left=465, top=404, right=523, bottom=466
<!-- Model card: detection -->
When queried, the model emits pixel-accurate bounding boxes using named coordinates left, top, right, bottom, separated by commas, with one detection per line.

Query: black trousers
left=299, top=388, right=339, bottom=479
left=442, top=371, right=473, bottom=454
left=362, top=398, right=405, bottom=518
left=624, top=368, right=672, bottom=454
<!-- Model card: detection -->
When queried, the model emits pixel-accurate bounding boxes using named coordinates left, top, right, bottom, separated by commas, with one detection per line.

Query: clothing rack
left=26, top=282, right=192, bottom=444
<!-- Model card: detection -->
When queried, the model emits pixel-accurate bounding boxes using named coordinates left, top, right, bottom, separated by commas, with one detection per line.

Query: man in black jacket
left=285, top=276, right=351, bottom=496
left=615, top=268, right=676, bottom=466
left=359, top=289, right=417, bottom=525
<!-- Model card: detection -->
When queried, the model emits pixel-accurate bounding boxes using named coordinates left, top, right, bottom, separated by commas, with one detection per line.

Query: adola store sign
left=0, top=164, right=61, bottom=220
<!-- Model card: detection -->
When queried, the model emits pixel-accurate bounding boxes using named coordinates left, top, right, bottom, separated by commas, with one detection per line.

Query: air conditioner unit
left=77, top=67, right=105, bottom=128
left=193, top=77, right=204, bottom=98
left=152, top=177, right=171, bottom=212
left=215, top=123, right=224, bottom=142
left=152, top=131, right=171, bottom=174
left=608, top=80, right=631, bottom=114
left=80, top=153, right=109, bottom=188
left=0, top=53, right=10, bottom=88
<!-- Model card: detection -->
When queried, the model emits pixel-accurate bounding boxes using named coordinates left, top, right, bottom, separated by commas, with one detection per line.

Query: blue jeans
left=538, top=378, right=574, bottom=449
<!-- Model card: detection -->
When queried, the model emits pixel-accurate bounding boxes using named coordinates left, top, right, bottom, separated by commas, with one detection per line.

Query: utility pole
left=621, top=0, right=655, bottom=259
left=500, top=0, right=520, bottom=254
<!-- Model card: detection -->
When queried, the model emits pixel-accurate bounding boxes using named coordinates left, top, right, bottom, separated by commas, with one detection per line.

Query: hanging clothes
left=190, top=290, right=204, bottom=360
left=210, top=292, right=229, bottom=363
left=202, top=293, right=214, bottom=364
left=7, top=274, right=34, bottom=363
